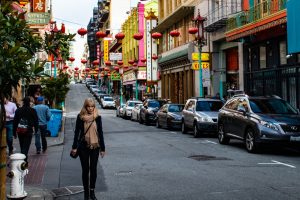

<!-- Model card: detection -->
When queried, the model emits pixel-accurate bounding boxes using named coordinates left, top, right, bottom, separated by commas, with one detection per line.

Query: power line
left=54, top=17, right=85, bottom=27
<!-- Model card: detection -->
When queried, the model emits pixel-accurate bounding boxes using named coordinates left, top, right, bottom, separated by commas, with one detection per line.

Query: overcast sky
left=52, top=0, right=139, bottom=68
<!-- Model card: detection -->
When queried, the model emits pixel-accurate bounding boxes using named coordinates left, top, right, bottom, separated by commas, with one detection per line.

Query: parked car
left=182, top=97, right=223, bottom=137
left=156, top=104, right=184, bottom=130
left=97, top=94, right=110, bottom=105
left=139, top=99, right=167, bottom=125
left=116, top=104, right=125, bottom=117
left=131, top=104, right=143, bottom=121
left=123, top=100, right=142, bottom=119
left=218, top=94, right=300, bottom=153
left=101, top=96, right=115, bottom=109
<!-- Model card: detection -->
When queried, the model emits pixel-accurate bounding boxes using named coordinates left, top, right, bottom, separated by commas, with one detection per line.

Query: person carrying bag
left=71, top=98, right=105, bottom=200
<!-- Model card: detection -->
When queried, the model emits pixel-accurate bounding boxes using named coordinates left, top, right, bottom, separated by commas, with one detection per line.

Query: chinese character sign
left=33, top=0, right=46, bottom=12
left=104, top=40, right=109, bottom=62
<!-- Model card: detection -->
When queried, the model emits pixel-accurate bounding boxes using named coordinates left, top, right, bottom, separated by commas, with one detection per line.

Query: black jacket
left=72, top=114, right=105, bottom=152
left=13, top=106, right=39, bottom=137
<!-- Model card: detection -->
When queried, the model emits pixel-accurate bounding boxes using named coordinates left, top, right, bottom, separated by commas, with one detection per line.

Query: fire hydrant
left=7, top=153, right=28, bottom=200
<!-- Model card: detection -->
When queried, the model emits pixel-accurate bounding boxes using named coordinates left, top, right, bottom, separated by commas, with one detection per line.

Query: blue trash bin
left=47, top=109, right=62, bottom=137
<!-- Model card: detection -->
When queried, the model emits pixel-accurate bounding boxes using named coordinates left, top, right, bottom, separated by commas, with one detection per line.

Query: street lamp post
left=193, top=10, right=206, bottom=97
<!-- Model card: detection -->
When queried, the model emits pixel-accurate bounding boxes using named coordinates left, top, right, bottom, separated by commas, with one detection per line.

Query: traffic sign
left=192, top=52, right=210, bottom=61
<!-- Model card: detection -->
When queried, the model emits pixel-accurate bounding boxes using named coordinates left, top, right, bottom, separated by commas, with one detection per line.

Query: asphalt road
left=52, top=84, right=300, bottom=200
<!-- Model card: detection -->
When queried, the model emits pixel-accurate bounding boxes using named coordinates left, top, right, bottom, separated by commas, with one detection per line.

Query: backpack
left=16, top=118, right=29, bottom=135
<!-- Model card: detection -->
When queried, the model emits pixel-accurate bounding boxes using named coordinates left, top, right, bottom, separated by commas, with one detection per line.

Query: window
left=260, top=46, right=266, bottom=69
left=168, top=105, right=184, bottom=112
left=196, top=101, right=223, bottom=111
left=249, top=98, right=298, bottom=114
left=279, top=40, right=287, bottom=65
left=224, top=99, right=239, bottom=110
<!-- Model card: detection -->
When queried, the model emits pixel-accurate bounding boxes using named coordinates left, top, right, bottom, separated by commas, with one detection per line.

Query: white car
left=123, top=100, right=142, bottom=119
left=131, top=104, right=143, bottom=121
left=116, top=104, right=125, bottom=117
left=101, top=97, right=115, bottom=109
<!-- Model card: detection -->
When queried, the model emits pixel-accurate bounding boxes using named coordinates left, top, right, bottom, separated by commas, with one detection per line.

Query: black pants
left=79, top=145, right=100, bottom=191
left=18, top=133, right=33, bottom=163
left=35, top=125, right=48, bottom=152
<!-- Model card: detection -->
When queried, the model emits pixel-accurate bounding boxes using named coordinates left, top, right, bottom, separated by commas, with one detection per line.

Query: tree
left=0, top=2, right=44, bottom=198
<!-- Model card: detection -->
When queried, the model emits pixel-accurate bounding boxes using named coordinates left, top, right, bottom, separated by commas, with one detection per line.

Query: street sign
left=26, top=12, right=50, bottom=25
left=109, top=53, right=122, bottom=61
left=192, top=52, right=210, bottom=61
left=191, top=62, right=210, bottom=70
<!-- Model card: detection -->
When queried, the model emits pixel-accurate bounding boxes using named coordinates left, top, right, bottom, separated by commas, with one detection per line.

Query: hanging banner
left=103, top=39, right=109, bottom=62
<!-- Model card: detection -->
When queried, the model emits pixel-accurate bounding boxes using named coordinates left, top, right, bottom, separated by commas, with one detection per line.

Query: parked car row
left=116, top=94, right=300, bottom=153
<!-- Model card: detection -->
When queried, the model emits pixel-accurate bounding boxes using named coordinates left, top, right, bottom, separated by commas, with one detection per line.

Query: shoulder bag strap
left=78, top=120, right=94, bottom=143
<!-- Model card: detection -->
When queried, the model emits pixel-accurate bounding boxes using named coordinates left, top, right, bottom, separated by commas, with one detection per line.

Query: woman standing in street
left=13, top=96, right=39, bottom=164
left=71, top=98, right=105, bottom=200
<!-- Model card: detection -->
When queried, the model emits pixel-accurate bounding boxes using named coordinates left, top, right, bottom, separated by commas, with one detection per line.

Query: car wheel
left=137, top=114, right=140, bottom=121
left=139, top=115, right=144, bottom=124
left=218, top=123, right=230, bottom=144
left=193, top=123, right=199, bottom=138
left=156, top=119, right=161, bottom=128
left=181, top=120, right=187, bottom=134
left=245, top=128, right=259, bottom=153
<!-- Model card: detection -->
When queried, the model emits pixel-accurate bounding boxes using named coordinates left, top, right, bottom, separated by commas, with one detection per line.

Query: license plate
left=290, top=136, right=300, bottom=141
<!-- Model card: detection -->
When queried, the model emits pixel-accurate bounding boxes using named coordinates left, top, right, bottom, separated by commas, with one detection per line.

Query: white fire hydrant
left=7, top=153, right=28, bottom=200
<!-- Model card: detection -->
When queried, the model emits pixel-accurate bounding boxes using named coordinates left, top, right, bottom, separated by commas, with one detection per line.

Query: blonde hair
left=79, top=98, right=99, bottom=119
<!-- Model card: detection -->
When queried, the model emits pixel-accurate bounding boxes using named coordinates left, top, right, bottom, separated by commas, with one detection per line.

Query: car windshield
left=196, top=101, right=223, bottom=111
left=148, top=101, right=160, bottom=108
left=168, top=105, right=184, bottom=112
left=104, top=97, right=113, bottom=101
left=249, top=98, right=298, bottom=114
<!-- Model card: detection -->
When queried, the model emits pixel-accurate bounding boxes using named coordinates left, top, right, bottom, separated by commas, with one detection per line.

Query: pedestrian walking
left=13, top=96, right=39, bottom=164
left=4, top=97, right=17, bottom=155
left=33, top=96, right=51, bottom=154
left=71, top=98, right=105, bottom=200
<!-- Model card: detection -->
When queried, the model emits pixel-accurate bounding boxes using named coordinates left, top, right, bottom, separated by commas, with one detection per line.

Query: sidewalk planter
left=47, top=109, right=63, bottom=137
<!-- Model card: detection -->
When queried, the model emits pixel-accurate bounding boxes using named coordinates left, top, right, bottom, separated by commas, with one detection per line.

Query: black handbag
left=70, top=121, right=94, bottom=159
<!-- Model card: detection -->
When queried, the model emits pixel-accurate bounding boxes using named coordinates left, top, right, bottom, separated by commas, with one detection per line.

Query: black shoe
left=36, top=150, right=41, bottom=154
left=90, top=189, right=97, bottom=200
left=42, top=148, right=47, bottom=153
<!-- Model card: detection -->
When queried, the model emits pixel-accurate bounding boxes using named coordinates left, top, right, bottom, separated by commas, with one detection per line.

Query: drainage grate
left=188, top=155, right=230, bottom=161
left=51, top=186, right=84, bottom=197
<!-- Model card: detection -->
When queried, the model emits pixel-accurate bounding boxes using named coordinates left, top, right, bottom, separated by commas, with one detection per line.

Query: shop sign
left=137, top=71, right=146, bottom=80
left=192, top=52, right=210, bottom=61
left=109, top=53, right=122, bottom=61
left=26, top=12, right=50, bottom=25
left=192, top=62, right=209, bottom=70
left=33, top=0, right=46, bottom=12
left=123, top=72, right=136, bottom=82
left=104, top=40, right=109, bottom=62
left=111, top=72, right=121, bottom=81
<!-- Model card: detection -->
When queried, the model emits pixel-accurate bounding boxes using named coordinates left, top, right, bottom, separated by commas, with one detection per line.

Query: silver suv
left=182, top=98, right=223, bottom=137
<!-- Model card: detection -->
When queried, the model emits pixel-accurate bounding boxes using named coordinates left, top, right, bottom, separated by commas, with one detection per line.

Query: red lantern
left=123, top=66, right=129, bottom=69
left=151, top=32, right=162, bottom=39
left=95, top=68, right=100, bottom=71
left=104, top=67, right=110, bottom=71
left=77, top=28, right=87, bottom=37
left=114, top=66, right=119, bottom=71
left=128, top=60, right=134, bottom=65
left=107, top=73, right=111, bottom=76
left=85, top=68, right=90, bottom=72
left=63, top=65, right=69, bottom=69
left=61, top=23, right=65, bottom=34
left=115, top=32, right=125, bottom=40
left=100, top=74, right=104, bottom=78
left=92, top=60, right=99, bottom=66
left=170, top=30, right=180, bottom=37
left=133, top=63, right=137, bottom=67
left=81, top=59, right=87, bottom=64
left=96, top=31, right=106, bottom=39
left=152, top=55, right=158, bottom=60
left=68, top=57, right=75, bottom=62
left=56, top=57, right=63, bottom=62
left=133, top=33, right=143, bottom=40
left=105, top=61, right=111, bottom=66
left=188, top=27, right=198, bottom=34
left=141, top=58, right=147, bottom=63
left=74, top=67, right=79, bottom=71
left=117, top=60, right=123, bottom=65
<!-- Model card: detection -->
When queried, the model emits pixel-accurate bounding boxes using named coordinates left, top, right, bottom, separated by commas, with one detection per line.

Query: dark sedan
left=139, top=99, right=167, bottom=125
left=156, top=104, right=184, bottom=130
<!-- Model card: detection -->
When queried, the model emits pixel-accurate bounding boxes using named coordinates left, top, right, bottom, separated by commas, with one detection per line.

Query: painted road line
left=258, top=160, right=296, bottom=168
left=201, top=140, right=217, bottom=144
left=271, top=160, right=296, bottom=168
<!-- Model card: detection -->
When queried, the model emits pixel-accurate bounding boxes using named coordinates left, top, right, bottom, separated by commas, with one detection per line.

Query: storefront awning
left=151, top=6, right=194, bottom=33
left=158, top=48, right=188, bottom=64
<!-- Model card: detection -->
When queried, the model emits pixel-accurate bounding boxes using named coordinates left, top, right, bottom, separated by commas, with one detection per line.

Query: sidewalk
left=6, top=117, right=65, bottom=200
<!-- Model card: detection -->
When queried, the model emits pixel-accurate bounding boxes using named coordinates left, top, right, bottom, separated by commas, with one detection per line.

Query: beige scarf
left=82, top=114, right=99, bottom=149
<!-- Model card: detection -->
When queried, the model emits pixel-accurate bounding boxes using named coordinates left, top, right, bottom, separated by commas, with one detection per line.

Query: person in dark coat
left=71, top=98, right=105, bottom=200
left=13, top=96, right=39, bottom=164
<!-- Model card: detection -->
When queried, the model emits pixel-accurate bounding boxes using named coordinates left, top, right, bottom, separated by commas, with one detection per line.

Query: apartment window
left=260, top=46, right=266, bottom=69
left=279, top=40, right=287, bottom=65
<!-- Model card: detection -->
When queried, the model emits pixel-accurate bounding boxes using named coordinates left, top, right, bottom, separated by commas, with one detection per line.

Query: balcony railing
left=205, top=2, right=242, bottom=32
left=226, top=0, right=287, bottom=32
